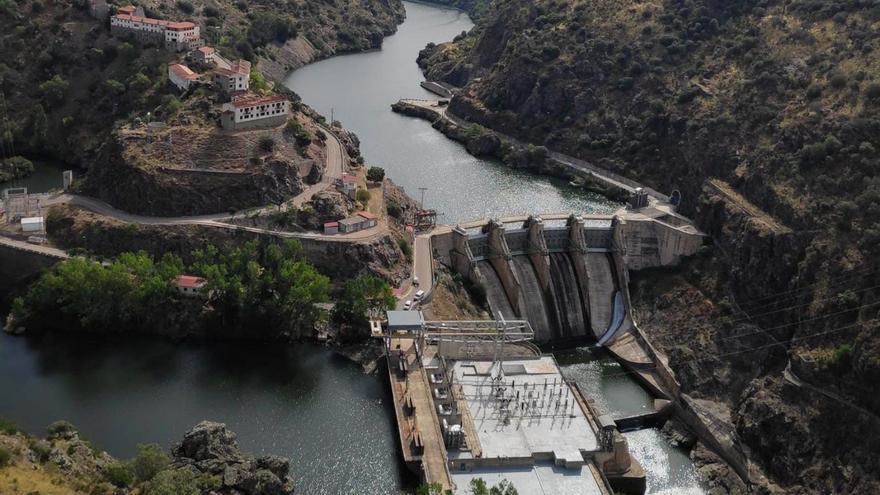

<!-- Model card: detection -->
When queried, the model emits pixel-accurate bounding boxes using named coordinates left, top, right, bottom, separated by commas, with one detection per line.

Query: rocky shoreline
left=0, top=420, right=295, bottom=495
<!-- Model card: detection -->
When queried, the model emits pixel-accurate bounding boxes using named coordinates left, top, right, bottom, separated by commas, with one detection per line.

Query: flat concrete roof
left=387, top=310, right=423, bottom=330
left=450, top=462, right=605, bottom=495
left=451, top=357, right=599, bottom=465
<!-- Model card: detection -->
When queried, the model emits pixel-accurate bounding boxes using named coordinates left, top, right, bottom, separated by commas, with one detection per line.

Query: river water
left=0, top=2, right=702, bottom=494
left=284, top=2, right=618, bottom=224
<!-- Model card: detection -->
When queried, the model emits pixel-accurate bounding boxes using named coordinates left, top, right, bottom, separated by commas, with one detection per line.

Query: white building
left=20, top=216, right=44, bottom=233
left=213, top=59, right=250, bottom=94
left=174, top=275, right=208, bottom=297
left=220, top=95, right=289, bottom=130
left=168, top=63, right=199, bottom=91
left=110, top=7, right=202, bottom=51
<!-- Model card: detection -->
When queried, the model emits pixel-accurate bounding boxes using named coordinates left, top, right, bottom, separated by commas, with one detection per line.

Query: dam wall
left=434, top=208, right=704, bottom=345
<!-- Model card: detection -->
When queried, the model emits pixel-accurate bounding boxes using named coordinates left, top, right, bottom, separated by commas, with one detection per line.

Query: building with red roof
left=174, top=275, right=208, bottom=297
left=168, top=63, right=199, bottom=91
left=110, top=9, right=202, bottom=51
left=213, top=59, right=251, bottom=94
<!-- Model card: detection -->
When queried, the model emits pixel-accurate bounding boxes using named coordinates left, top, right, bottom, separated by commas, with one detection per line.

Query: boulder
left=172, top=421, right=295, bottom=495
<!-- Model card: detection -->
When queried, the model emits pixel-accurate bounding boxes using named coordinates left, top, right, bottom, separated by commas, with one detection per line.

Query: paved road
left=0, top=236, right=68, bottom=259
left=397, top=232, right=435, bottom=308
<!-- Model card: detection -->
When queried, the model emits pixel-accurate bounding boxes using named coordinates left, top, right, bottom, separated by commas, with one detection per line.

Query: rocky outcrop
left=299, top=189, right=354, bottom=230
left=172, top=421, right=294, bottom=495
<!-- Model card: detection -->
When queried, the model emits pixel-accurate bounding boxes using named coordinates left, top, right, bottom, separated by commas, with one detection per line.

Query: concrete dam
left=431, top=207, right=704, bottom=345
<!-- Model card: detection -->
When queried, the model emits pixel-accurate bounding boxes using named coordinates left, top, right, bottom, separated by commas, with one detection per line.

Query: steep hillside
left=420, top=0, right=880, bottom=493
left=0, top=0, right=403, bottom=167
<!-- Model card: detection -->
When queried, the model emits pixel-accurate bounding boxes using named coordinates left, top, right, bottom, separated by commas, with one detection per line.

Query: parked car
left=413, top=276, right=420, bottom=286
left=403, top=300, right=412, bottom=310
left=414, top=290, right=425, bottom=301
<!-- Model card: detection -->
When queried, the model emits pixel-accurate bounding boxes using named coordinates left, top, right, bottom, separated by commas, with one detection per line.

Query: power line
left=735, top=267, right=878, bottom=311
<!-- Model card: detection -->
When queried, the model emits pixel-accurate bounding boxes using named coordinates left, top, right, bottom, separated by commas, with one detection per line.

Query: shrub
left=805, top=83, right=823, bottom=100
left=104, top=461, right=136, bottom=487
left=829, top=72, right=847, bottom=89
left=0, top=447, right=10, bottom=467
left=39, top=75, right=69, bottom=105
left=258, top=136, right=276, bottom=152
left=143, top=469, right=219, bottom=495
left=132, top=444, right=170, bottom=483
left=47, top=420, right=77, bottom=438
left=203, top=5, right=220, bottom=17
left=367, top=166, right=385, bottom=182
left=176, top=0, right=194, bottom=14
left=865, top=82, right=880, bottom=101
left=398, top=238, right=412, bottom=261
left=0, top=418, right=19, bottom=435
left=356, top=189, right=371, bottom=203
left=105, top=79, right=126, bottom=95
left=28, top=439, right=51, bottom=463
left=386, top=202, right=402, bottom=219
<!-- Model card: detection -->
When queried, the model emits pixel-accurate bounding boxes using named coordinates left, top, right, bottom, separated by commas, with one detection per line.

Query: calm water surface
left=0, top=332, right=410, bottom=494
left=0, top=159, right=65, bottom=193
left=285, top=2, right=618, bottom=224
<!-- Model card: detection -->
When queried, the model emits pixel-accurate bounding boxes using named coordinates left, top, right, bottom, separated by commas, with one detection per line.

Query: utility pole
left=418, top=187, right=428, bottom=211
left=330, top=107, right=334, bottom=124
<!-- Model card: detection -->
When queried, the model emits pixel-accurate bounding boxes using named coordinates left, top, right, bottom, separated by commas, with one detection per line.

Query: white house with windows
left=213, top=59, right=250, bottom=94
left=221, top=95, right=289, bottom=130
left=110, top=6, right=202, bottom=51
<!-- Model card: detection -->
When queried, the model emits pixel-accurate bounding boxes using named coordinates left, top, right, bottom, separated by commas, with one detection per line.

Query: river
left=284, top=2, right=618, bottom=224
left=0, top=2, right=702, bottom=494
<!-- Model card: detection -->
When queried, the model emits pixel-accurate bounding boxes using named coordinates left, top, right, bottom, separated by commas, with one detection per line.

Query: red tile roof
left=175, top=275, right=207, bottom=288
left=230, top=94, right=286, bottom=109
left=214, top=60, right=251, bottom=77
left=357, top=211, right=378, bottom=220
left=169, top=63, right=199, bottom=80
left=198, top=46, right=215, bottom=54
left=342, top=174, right=357, bottom=182
left=324, top=222, right=339, bottom=227
left=113, top=14, right=196, bottom=30
left=117, top=5, right=136, bottom=14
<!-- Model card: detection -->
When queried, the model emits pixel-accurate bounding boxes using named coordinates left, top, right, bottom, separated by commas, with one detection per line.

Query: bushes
left=104, top=462, right=136, bottom=487
left=398, top=238, right=412, bottom=262
left=0, top=447, right=10, bottom=468
left=0, top=418, right=19, bottom=435
left=176, top=0, right=194, bottom=14
left=132, top=444, right=170, bottom=483
left=284, top=118, right=311, bottom=146
left=47, top=420, right=77, bottom=438
left=367, top=166, right=385, bottom=182
left=387, top=202, right=402, bottom=219
left=39, top=75, right=68, bottom=105
left=356, top=188, right=371, bottom=203
left=258, top=136, right=276, bottom=152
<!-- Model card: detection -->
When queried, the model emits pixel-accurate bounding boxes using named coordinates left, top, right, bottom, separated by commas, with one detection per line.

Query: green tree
left=39, top=75, right=68, bottom=105
left=104, top=461, right=136, bottom=487
left=131, top=444, right=170, bottom=483
left=332, top=274, right=396, bottom=329
left=143, top=469, right=219, bottom=495
left=128, top=72, right=152, bottom=93
left=367, top=166, right=385, bottom=182
left=249, top=68, right=270, bottom=94
left=258, top=136, right=276, bottom=152
left=0, top=447, right=11, bottom=467
left=356, top=189, right=371, bottom=203
left=469, top=478, right=518, bottom=495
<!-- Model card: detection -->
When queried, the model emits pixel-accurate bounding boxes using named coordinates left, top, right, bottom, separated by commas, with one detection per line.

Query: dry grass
left=0, top=465, right=86, bottom=495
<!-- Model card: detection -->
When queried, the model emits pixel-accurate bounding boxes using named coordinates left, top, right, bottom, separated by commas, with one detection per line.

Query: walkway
left=0, top=236, right=68, bottom=259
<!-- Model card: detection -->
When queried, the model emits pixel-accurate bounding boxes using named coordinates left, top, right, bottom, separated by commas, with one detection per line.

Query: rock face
left=173, top=421, right=295, bottom=495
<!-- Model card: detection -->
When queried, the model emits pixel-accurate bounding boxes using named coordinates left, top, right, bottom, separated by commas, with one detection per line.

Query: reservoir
left=0, top=2, right=702, bottom=494
left=284, top=2, right=618, bottom=224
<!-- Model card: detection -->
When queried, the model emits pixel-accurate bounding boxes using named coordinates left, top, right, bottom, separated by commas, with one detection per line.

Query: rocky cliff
left=0, top=420, right=295, bottom=495
left=421, top=0, right=880, bottom=492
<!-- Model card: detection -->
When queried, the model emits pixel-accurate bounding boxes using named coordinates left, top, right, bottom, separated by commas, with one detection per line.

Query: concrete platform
left=450, top=462, right=606, bottom=495
left=451, top=357, right=600, bottom=466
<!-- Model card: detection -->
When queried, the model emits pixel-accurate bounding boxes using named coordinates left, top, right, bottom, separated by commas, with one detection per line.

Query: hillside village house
left=340, top=174, right=357, bottom=199
left=168, top=63, right=199, bottom=91
left=338, top=211, right=379, bottom=233
left=191, top=46, right=216, bottom=66
left=174, top=275, right=208, bottom=297
left=213, top=59, right=251, bottom=94
left=110, top=6, right=203, bottom=51
left=221, top=95, right=289, bottom=131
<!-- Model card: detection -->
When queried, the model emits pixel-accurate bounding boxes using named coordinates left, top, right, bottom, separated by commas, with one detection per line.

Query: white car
left=413, top=276, right=420, bottom=286
left=403, top=300, right=412, bottom=310
left=414, top=290, right=425, bottom=301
